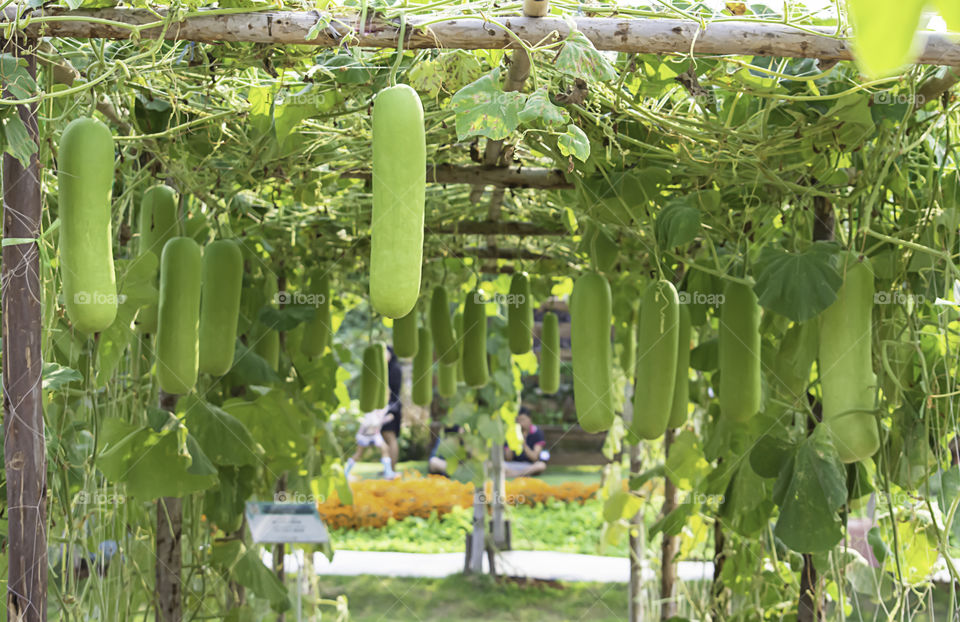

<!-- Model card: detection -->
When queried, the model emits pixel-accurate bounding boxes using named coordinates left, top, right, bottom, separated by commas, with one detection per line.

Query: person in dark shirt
left=380, top=347, right=403, bottom=472
left=503, top=408, right=548, bottom=478
left=427, top=425, right=464, bottom=476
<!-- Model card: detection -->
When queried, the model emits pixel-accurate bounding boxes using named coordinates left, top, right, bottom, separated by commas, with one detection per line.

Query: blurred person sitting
left=427, top=425, right=464, bottom=476
left=503, top=408, right=548, bottom=478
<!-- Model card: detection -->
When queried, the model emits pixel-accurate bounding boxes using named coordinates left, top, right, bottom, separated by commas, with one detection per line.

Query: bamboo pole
left=9, top=7, right=960, bottom=67
left=661, top=429, right=679, bottom=620
left=2, top=38, right=47, bottom=622
left=341, top=165, right=572, bottom=190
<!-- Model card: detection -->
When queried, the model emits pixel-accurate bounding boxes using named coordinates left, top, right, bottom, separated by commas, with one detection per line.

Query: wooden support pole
left=661, top=429, right=679, bottom=620
left=2, top=39, right=47, bottom=622
left=9, top=8, right=960, bottom=67
left=341, top=165, right=572, bottom=190
left=623, top=383, right=644, bottom=622
left=490, top=445, right=507, bottom=548
left=156, top=391, right=182, bottom=622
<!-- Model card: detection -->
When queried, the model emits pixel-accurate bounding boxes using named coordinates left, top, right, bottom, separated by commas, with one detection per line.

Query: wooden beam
left=10, top=8, right=960, bottom=67
left=428, top=220, right=565, bottom=236
left=2, top=41, right=47, bottom=622
left=341, top=164, right=572, bottom=189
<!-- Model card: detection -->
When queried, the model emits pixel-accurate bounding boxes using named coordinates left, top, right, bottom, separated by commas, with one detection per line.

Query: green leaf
left=558, top=124, right=590, bottom=161
left=96, top=417, right=217, bottom=500
left=518, top=87, right=568, bottom=125
left=204, top=465, right=256, bottom=533
left=2, top=112, right=35, bottom=168
left=772, top=429, right=847, bottom=553
left=0, top=55, right=37, bottom=101
left=259, top=304, right=317, bottom=331
left=555, top=30, right=617, bottom=82
left=753, top=242, right=842, bottom=322
left=656, top=198, right=702, bottom=249
left=665, top=429, right=711, bottom=490
left=449, top=70, right=526, bottom=141
left=211, top=541, right=291, bottom=612
left=180, top=395, right=260, bottom=467
left=602, top=490, right=642, bottom=522
left=222, top=390, right=309, bottom=472
left=847, top=0, right=926, bottom=78
left=720, top=462, right=775, bottom=537
left=41, top=361, right=81, bottom=390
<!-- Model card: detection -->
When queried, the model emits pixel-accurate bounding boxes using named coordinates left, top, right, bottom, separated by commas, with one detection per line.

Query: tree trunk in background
left=2, top=40, right=47, bottom=622
left=798, top=194, right=834, bottom=622
left=273, top=473, right=287, bottom=622
left=711, top=460, right=727, bottom=621
left=155, top=391, right=182, bottom=622
left=661, top=429, right=679, bottom=620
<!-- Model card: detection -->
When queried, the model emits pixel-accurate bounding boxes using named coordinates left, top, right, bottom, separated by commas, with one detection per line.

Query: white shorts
left=356, top=432, right=384, bottom=448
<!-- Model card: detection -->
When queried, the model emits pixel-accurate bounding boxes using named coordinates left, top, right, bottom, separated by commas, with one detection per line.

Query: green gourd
left=539, top=311, right=560, bottom=395
left=370, top=85, right=426, bottom=318
left=719, top=281, right=762, bottom=422
left=360, top=344, right=388, bottom=412
left=454, top=312, right=465, bottom=383
left=631, top=280, right=680, bottom=439
left=156, top=237, right=202, bottom=394
left=136, top=184, right=179, bottom=333
left=570, top=273, right=615, bottom=433
left=668, top=302, right=691, bottom=429
left=253, top=277, right=280, bottom=371
left=59, top=117, right=118, bottom=333
left=462, top=290, right=489, bottom=388
left=413, top=327, right=433, bottom=406
left=619, top=303, right=638, bottom=377
left=393, top=310, right=419, bottom=359
left=819, top=254, right=880, bottom=463
left=198, top=240, right=243, bottom=376
left=507, top=273, right=534, bottom=354
left=438, top=363, right=457, bottom=398
left=430, top=286, right=457, bottom=364
left=301, top=269, right=332, bottom=358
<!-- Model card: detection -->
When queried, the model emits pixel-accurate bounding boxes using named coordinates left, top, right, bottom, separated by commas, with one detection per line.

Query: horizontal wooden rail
left=341, top=164, right=572, bottom=189
left=427, top=220, right=566, bottom=236
left=8, top=7, right=960, bottom=66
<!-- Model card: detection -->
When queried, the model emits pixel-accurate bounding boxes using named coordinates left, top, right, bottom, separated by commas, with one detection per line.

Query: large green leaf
left=847, top=0, right=926, bottom=78
left=449, top=70, right=526, bottom=141
left=518, top=87, right=568, bottom=126
left=211, top=541, right=290, bottom=612
left=753, top=242, right=842, bottom=322
left=203, top=465, right=256, bottom=533
left=555, top=31, right=617, bottom=82
left=222, top=390, right=309, bottom=473
left=655, top=197, right=704, bottom=250
left=557, top=125, right=590, bottom=162
left=96, top=418, right=217, bottom=500
left=772, top=429, right=847, bottom=553
left=180, top=395, right=261, bottom=467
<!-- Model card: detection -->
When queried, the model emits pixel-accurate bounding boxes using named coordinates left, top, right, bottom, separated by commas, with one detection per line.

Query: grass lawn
left=316, top=574, right=627, bottom=622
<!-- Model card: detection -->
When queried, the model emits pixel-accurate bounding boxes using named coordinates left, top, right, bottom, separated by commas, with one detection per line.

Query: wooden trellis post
left=2, top=39, right=48, bottom=622
left=156, top=391, right=182, bottom=622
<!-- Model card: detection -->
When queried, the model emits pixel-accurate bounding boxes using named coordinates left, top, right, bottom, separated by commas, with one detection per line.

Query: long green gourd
left=438, top=363, right=457, bottom=398
left=59, top=116, right=118, bottom=333
left=430, top=286, right=457, bottom=364
left=370, top=84, right=426, bottom=318
left=462, top=290, right=489, bottom=388
left=393, top=309, right=419, bottom=358
left=413, top=326, right=433, bottom=406
left=507, top=273, right=534, bottom=354
left=301, top=269, right=332, bottom=358
left=668, top=302, right=691, bottom=429
left=156, top=237, right=202, bottom=394
left=198, top=240, right=243, bottom=376
left=539, top=311, right=560, bottom=395
left=360, top=344, right=387, bottom=412
left=719, top=281, right=762, bottom=422
left=819, top=254, right=880, bottom=463
left=631, top=280, right=679, bottom=439
left=570, top=273, right=615, bottom=433
left=454, top=312, right=465, bottom=383
left=253, top=276, right=280, bottom=371
left=136, top=184, right=179, bottom=334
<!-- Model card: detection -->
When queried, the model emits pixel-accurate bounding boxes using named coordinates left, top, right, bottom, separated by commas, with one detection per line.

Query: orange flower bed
left=318, top=472, right=600, bottom=530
